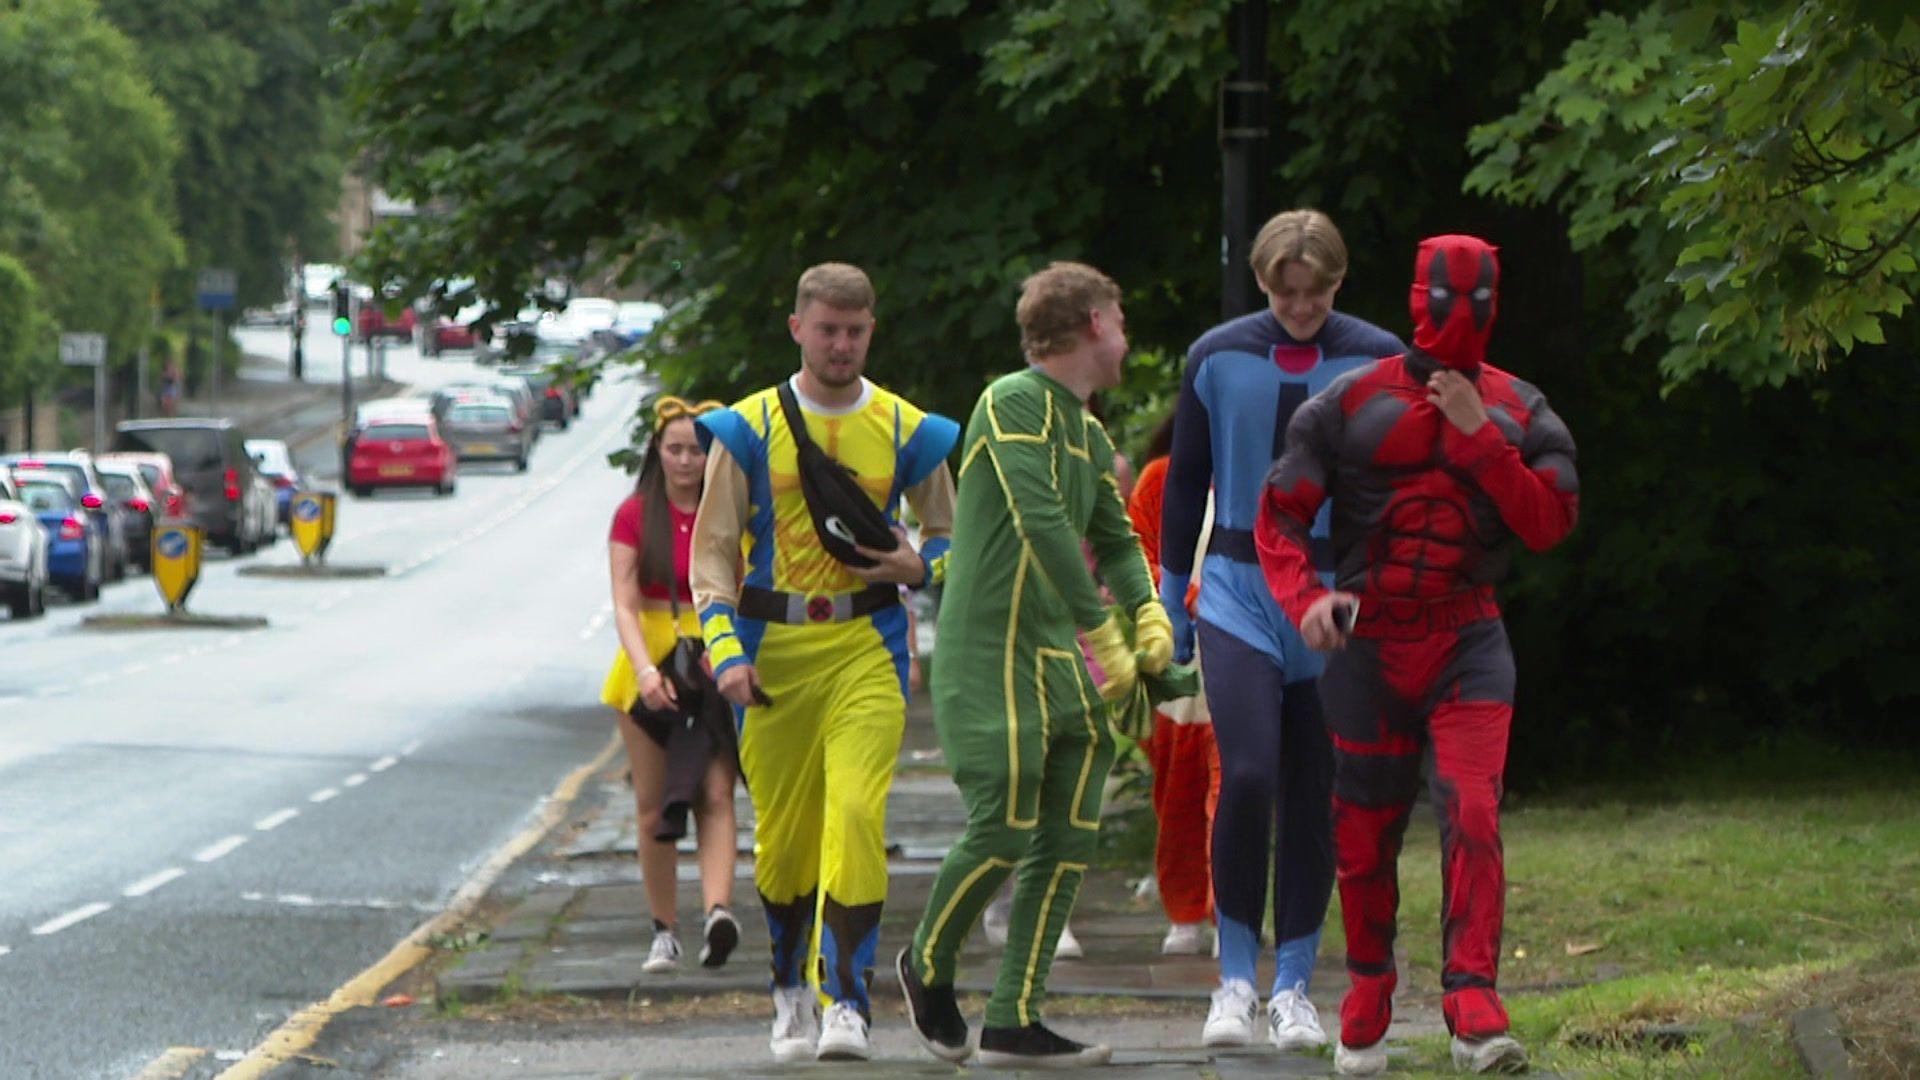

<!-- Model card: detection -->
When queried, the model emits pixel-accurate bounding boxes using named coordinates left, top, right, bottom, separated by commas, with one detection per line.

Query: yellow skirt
left=600, top=607, right=700, bottom=713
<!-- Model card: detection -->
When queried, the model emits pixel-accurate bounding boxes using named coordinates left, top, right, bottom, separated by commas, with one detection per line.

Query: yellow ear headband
left=652, top=395, right=724, bottom=423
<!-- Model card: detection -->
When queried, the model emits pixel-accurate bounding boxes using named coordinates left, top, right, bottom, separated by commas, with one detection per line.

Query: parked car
left=431, top=379, right=537, bottom=437
left=98, top=451, right=189, bottom=520
left=111, top=419, right=273, bottom=555
left=348, top=417, right=457, bottom=497
left=244, top=439, right=306, bottom=526
left=423, top=299, right=488, bottom=356
left=13, top=469, right=104, bottom=600
left=439, top=395, right=533, bottom=472
left=355, top=294, right=418, bottom=343
left=499, top=364, right=576, bottom=429
left=0, top=452, right=130, bottom=582
left=248, top=470, right=279, bottom=546
left=0, top=469, right=51, bottom=618
left=610, top=300, right=666, bottom=347
left=92, top=462, right=159, bottom=573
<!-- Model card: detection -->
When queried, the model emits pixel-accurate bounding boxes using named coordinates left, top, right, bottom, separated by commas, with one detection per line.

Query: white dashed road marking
left=254, top=808, right=299, bottom=831
left=193, top=836, right=248, bottom=863
left=124, top=868, right=187, bottom=898
left=34, top=902, right=111, bottom=936
left=368, top=756, right=397, bottom=773
left=342, top=773, right=366, bottom=788
left=309, top=788, right=339, bottom=804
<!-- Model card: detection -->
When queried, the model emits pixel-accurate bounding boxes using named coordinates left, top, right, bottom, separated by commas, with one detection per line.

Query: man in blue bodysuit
left=1159, top=209, right=1404, bottom=1054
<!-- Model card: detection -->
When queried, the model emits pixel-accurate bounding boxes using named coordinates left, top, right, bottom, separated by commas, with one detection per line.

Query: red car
left=355, top=302, right=418, bottom=343
left=347, top=418, right=457, bottom=497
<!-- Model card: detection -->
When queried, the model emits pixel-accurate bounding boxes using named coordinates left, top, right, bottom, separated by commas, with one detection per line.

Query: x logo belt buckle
left=806, top=596, right=836, bottom=623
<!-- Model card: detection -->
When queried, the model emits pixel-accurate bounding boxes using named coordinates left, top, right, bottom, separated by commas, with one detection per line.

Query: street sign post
left=59, top=332, right=108, bottom=451
left=289, top=490, right=337, bottom=566
left=151, top=522, right=204, bottom=614
left=198, top=268, right=237, bottom=413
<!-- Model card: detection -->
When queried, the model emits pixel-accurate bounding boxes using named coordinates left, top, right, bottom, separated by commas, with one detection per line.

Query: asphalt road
left=0, top=354, right=648, bottom=1078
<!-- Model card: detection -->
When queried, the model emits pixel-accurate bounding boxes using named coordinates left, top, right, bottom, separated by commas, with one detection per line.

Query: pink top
left=608, top=493, right=696, bottom=604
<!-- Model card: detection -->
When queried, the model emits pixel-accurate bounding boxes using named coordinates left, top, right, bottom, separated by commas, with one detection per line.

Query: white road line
left=0, top=945, right=11, bottom=957
left=33, top=902, right=111, bottom=935
left=309, top=787, right=339, bottom=804
left=368, top=756, right=398, bottom=773
left=399, top=739, right=423, bottom=756
left=254, top=808, right=299, bottom=831
left=342, top=773, right=367, bottom=788
left=0, top=694, right=23, bottom=708
left=124, top=868, right=187, bottom=898
left=193, top=836, right=248, bottom=863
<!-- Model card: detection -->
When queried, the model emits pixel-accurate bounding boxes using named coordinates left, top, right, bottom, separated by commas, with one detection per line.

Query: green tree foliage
left=0, top=0, right=180, bottom=393
left=341, top=0, right=1223, bottom=421
left=97, top=0, right=348, bottom=311
left=1469, top=0, right=1920, bottom=387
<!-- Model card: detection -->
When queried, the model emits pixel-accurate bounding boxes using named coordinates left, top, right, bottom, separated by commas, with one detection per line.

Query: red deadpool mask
left=1408, top=234, right=1499, bottom=372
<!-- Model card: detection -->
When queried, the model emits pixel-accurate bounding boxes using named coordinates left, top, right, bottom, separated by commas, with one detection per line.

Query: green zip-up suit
left=909, top=367, right=1155, bottom=1028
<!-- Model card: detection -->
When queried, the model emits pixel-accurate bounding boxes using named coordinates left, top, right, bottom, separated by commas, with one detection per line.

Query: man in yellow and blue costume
left=691, top=262, right=958, bottom=1064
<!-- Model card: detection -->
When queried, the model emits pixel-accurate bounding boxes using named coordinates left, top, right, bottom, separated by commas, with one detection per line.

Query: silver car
left=0, top=469, right=51, bottom=618
left=440, top=396, right=532, bottom=472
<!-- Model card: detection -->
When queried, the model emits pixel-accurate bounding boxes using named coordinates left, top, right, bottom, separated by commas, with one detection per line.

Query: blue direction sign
left=196, top=268, right=237, bottom=312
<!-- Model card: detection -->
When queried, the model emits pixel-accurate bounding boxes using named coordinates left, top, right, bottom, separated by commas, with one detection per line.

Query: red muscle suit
left=1254, top=235, right=1578, bottom=1048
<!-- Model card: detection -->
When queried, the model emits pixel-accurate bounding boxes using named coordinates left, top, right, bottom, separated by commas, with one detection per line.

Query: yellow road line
left=129, top=1046, right=205, bottom=1080
left=211, top=736, right=621, bottom=1080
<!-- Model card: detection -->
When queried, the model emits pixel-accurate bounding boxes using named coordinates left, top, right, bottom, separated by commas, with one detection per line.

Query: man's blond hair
left=794, top=262, right=875, bottom=314
left=1250, top=209, right=1348, bottom=291
left=1017, top=261, right=1121, bottom=359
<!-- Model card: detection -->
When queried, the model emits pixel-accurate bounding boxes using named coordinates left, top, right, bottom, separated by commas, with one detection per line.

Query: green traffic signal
left=331, top=315, right=352, bottom=336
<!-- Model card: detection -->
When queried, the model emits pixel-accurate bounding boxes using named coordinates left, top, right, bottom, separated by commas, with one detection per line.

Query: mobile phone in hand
left=751, top=685, right=775, bottom=708
left=1330, top=600, right=1359, bottom=635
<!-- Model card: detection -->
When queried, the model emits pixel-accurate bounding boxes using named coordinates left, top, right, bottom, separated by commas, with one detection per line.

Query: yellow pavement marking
left=129, top=1046, right=205, bottom=1079
left=212, top=736, right=622, bottom=1080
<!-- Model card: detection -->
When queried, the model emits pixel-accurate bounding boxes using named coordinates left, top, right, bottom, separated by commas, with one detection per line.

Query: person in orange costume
left=1126, top=413, right=1220, bottom=955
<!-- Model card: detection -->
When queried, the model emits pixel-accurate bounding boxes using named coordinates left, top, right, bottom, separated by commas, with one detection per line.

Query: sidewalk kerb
left=209, top=735, right=621, bottom=1080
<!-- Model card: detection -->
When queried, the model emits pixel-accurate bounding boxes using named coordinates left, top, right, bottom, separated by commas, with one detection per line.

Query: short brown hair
left=1250, top=209, right=1348, bottom=291
left=794, top=262, right=875, bottom=314
left=1017, top=261, right=1121, bottom=358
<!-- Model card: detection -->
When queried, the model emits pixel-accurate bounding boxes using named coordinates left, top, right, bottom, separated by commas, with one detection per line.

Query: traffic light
left=330, top=283, right=352, bottom=337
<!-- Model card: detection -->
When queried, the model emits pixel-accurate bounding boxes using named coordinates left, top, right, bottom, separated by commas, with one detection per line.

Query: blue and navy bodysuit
left=1160, top=308, right=1403, bottom=997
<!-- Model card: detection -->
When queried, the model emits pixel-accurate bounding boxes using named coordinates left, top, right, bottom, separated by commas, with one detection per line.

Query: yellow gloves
left=1084, top=612, right=1139, bottom=704
left=1133, top=601, right=1174, bottom=675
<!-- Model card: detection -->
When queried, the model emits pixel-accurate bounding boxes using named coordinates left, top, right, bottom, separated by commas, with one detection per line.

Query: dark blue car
left=14, top=472, right=103, bottom=600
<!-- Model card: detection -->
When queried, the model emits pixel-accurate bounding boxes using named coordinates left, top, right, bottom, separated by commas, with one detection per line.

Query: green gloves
left=1133, top=600, right=1174, bottom=675
left=1084, top=611, right=1139, bottom=704
left=1108, top=662, right=1202, bottom=741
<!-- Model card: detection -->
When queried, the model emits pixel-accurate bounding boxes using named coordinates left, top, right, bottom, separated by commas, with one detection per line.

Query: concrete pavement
left=346, top=691, right=1461, bottom=1079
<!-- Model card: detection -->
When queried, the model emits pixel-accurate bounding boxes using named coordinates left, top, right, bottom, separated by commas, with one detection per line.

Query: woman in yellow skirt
left=601, top=396, right=740, bottom=974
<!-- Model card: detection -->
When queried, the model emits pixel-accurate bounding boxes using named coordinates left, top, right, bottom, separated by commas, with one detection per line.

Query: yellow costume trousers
left=740, top=616, right=904, bottom=1013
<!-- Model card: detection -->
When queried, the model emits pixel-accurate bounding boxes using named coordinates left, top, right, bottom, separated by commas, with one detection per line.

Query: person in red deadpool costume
left=1254, top=234, right=1578, bottom=1076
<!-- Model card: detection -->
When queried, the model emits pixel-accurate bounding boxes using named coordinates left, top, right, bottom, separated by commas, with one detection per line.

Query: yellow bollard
left=150, top=522, right=204, bottom=614
left=289, top=490, right=337, bottom=566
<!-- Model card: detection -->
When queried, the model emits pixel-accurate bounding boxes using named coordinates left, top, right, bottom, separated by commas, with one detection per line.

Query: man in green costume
left=897, top=261, right=1177, bottom=1068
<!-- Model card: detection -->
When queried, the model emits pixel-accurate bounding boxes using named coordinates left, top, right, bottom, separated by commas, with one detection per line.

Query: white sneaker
left=769, top=984, right=819, bottom=1063
left=1055, top=923, right=1083, bottom=959
left=1267, top=987, right=1329, bottom=1051
left=1451, top=1034, right=1528, bottom=1073
left=641, top=927, right=681, bottom=974
left=815, top=1001, right=872, bottom=1061
left=1161, top=921, right=1208, bottom=956
left=1202, top=978, right=1258, bottom=1047
left=1336, top=1039, right=1390, bottom=1075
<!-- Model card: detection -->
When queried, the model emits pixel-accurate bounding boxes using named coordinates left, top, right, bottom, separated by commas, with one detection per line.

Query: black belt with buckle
left=738, top=583, right=900, bottom=625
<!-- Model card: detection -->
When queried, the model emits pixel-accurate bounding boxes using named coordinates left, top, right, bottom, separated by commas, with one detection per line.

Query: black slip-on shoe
left=896, top=947, right=970, bottom=1062
left=976, top=1022, right=1112, bottom=1069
